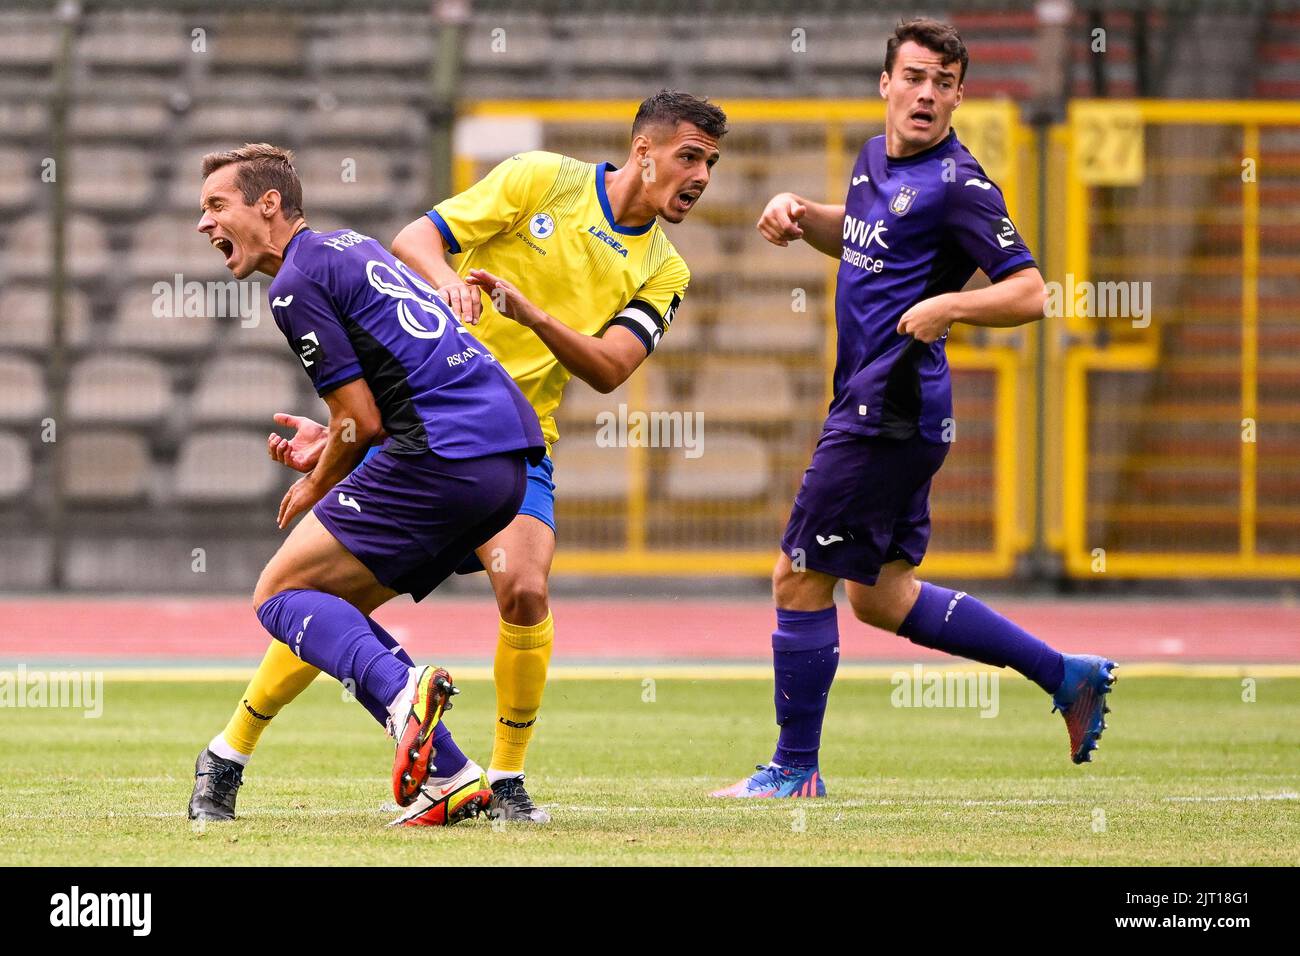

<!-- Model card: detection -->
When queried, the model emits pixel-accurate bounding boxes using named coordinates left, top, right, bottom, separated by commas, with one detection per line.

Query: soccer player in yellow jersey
left=191, top=90, right=727, bottom=824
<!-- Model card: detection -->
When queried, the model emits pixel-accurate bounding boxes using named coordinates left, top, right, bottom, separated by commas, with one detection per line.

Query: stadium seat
left=737, top=231, right=826, bottom=285
left=69, top=101, right=172, bottom=140
left=209, top=13, right=305, bottom=69
left=551, top=437, right=632, bottom=502
left=712, top=291, right=824, bottom=353
left=174, top=430, right=281, bottom=504
left=191, top=355, right=299, bottom=425
left=665, top=432, right=770, bottom=500
left=461, top=15, right=554, bottom=70
left=660, top=224, right=727, bottom=277
left=5, top=213, right=111, bottom=280
left=0, top=431, right=32, bottom=502
left=694, top=19, right=788, bottom=69
left=312, top=15, right=432, bottom=69
left=0, top=286, right=92, bottom=352
left=130, top=212, right=230, bottom=281
left=0, top=147, right=35, bottom=211
left=0, top=354, right=46, bottom=425
left=61, top=430, right=151, bottom=503
left=77, top=12, right=187, bottom=68
left=185, top=103, right=295, bottom=142
left=307, top=104, right=424, bottom=143
left=109, top=288, right=216, bottom=354
left=689, top=357, right=796, bottom=423
left=0, top=101, right=48, bottom=139
left=69, top=146, right=155, bottom=212
left=66, top=355, right=171, bottom=425
left=0, top=12, right=58, bottom=67
left=297, top=149, right=396, bottom=212
left=562, top=16, right=673, bottom=70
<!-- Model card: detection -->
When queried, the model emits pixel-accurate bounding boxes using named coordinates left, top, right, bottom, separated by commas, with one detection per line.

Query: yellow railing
left=452, top=99, right=1032, bottom=577
left=1060, top=100, right=1300, bottom=578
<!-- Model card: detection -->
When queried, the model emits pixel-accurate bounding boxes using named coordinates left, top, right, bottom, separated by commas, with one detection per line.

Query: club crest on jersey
left=528, top=212, right=555, bottom=240
left=889, top=185, right=919, bottom=216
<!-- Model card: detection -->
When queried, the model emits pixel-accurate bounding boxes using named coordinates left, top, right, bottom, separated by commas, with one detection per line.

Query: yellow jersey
left=426, top=150, right=689, bottom=448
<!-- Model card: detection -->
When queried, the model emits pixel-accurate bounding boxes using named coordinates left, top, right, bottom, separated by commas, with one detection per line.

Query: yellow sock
left=219, top=640, right=321, bottom=758
left=489, top=611, right=554, bottom=774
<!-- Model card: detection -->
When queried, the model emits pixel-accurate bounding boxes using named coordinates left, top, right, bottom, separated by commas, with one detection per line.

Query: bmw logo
left=528, top=212, right=555, bottom=240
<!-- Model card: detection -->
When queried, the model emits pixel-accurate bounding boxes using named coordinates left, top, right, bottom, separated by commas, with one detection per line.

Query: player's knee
left=772, top=559, right=832, bottom=610
left=497, top=574, right=550, bottom=625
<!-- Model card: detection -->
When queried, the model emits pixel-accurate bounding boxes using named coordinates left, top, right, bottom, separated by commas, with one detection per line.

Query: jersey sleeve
left=269, top=267, right=364, bottom=396
left=945, top=177, right=1037, bottom=281
left=606, top=251, right=690, bottom=354
left=426, top=151, right=559, bottom=255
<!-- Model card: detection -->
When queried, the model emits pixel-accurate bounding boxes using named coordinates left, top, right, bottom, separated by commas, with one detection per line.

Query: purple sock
left=359, top=617, right=468, bottom=778
left=256, top=589, right=410, bottom=717
left=897, top=584, right=1065, bottom=694
left=771, top=606, right=840, bottom=769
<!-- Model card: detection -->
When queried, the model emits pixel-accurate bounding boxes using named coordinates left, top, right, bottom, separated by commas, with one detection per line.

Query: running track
left=0, top=598, right=1297, bottom=663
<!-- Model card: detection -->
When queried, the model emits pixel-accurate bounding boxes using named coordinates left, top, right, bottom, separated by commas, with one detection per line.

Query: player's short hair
left=200, top=142, right=304, bottom=221
left=632, top=90, right=729, bottom=141
left=885, top=17, right=969, bottom=84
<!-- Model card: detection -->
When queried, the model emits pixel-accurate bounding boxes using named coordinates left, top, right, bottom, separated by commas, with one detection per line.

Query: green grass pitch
left=2, top=676, right=1297, bottom=865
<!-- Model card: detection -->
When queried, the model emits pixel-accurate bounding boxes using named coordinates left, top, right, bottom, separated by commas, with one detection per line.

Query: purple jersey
left=826, top=129, right=1036, bottom=443
left=267, top=228, right=543, bottom=461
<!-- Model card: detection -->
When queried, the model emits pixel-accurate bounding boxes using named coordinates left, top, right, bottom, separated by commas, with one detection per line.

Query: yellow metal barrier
left=453, top=100, right=1033, bottom=577
left=1061, top=100, right=1300, bottom=578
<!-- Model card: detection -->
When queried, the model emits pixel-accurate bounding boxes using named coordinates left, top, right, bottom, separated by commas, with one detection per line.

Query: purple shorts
left=780, top=428, right=949, bottom=586
left=314, top=448, right=527, bottom=602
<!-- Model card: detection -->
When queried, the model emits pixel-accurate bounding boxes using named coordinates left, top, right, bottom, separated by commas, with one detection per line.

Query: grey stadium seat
left=0, top=147, right=36, bottom=211
left=690, top=357, right=795, bottom=423
left=712, top=291, right=824, bottom=353
left=551, top=437, right=632, bottom=502
left=77, top=13, right=187, bottom=68
left=0, top=286, right=92, bottom=352
left=61, top=431, right=151, bottom=503
left=297, top=149, right=395, bottom=212
left=192, top=355, right=299, bottom=425
left=0, top=354, right=46, bottom=424
left=69, top=147, right=155, bottom=212
left=66, top=355, right=171, bottom=425
left=665, top=432, right=770, bottom=501
left=110, top=287, right=216, bottom=354
left=0, top=432, right=32, bottom=501
left=5, top=213, right=110, bottom=280
left=174, top=430, right=280, bottom=504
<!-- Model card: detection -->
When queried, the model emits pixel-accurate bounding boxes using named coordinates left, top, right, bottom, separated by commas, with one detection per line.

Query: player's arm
left=392, top=153, right=554, bottom=326
left=390, top=216, right=481, bottom=325
left=465, top=268, right=648, bottom=393
left=757, top=191, right=845, bottom=258
left=897, top=180, right=1044, bottom=344
left=896, top=266, right=1045, bottom=344
left=276, top=380, right=384, bottom=529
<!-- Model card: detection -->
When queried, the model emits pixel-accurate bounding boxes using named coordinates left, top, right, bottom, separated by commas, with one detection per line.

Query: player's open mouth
left=675, top=190, right=700, bottom=211
left=910, top=109, right=934, bottom=128
left=211, top=237, right=235, bottom=263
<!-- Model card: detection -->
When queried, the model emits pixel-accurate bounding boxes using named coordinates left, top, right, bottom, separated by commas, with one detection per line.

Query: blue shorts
left=357, top=446, right=555, bottom=576
left=317, top=448, right=527, bottom=601
left=780, top=428, right=949, bottom=586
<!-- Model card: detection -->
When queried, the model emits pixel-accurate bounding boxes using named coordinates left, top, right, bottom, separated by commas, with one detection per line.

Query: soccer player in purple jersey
left=713, top=19, right=1117, bottom=799
left=187, top=144, right=544, bottom=825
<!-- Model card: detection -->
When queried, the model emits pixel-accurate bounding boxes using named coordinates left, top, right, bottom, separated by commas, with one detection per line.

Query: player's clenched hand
left=896, top=294, right=955, bottom=344
left=757, top=192, right=806, bottom=246
left=277, top=474, right=323, bottom=529
left=268, top=412, right=327, bottom=473
left=464, top=269, right=546, bottom=328
left=437, top=281, right=483, bottom=326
